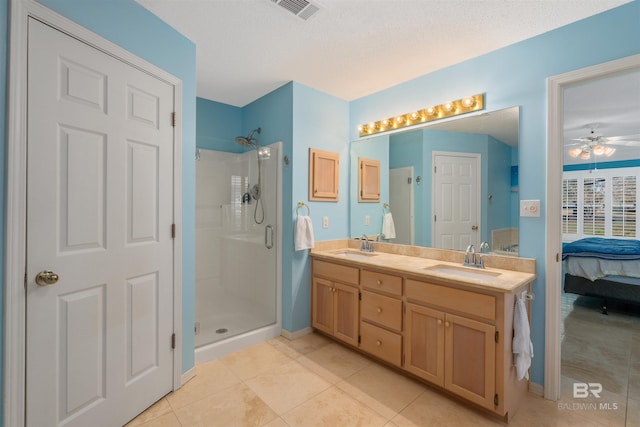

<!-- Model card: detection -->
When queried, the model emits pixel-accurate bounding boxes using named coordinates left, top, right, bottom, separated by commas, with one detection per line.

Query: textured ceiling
left=136, top=0, right=631, bottom=107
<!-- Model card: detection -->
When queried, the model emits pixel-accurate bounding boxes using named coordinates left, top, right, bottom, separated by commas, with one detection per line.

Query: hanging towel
left=512, top=297, right=534, bottom=380
left=381, top=212, right=396, bottom=239
left=295, top=215, right=315, bottom=251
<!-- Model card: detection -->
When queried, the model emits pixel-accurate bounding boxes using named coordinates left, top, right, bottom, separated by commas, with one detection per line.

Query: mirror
left=350, top=106, right=520, bottom=256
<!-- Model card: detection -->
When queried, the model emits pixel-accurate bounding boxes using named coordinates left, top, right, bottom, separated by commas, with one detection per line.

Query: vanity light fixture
left=358, top=93, right=485, bottom=137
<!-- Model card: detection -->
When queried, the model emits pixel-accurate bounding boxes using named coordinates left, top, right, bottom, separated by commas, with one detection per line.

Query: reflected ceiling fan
left=567, top=125, right=640, bottom=160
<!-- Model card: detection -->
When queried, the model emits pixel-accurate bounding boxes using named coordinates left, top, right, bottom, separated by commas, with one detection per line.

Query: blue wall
left=32, top=0, right=198, bottom=373
left=350, top=1, right=640, bottom=385
left=196, top=97, right=242, bottom=151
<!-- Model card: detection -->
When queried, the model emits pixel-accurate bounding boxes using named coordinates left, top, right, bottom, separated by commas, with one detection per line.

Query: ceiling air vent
left=270, top=0, right=320, bottom=21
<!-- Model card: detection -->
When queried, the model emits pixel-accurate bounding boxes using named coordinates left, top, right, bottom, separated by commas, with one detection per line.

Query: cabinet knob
left=331, top=287, right=336, bottom=293
left=376, top=307, right=382, bottom=314
left=437, top=319, right=442, bottom=325
left=376, top=340, right=382, bottom=347
left=377, top=280, right=382, bottom=286
left=445, top=321, right=451, bottom=327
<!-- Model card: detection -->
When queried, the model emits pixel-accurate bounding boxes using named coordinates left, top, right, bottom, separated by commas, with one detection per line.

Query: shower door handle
left=265, top=225, right=274, bottom=249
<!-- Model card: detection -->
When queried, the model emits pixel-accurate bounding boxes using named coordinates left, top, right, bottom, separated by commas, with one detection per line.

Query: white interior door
left=432, top=153, right=480, bottom=250
left=389, top=167, right=414, bottom=245
left=26, top=18, right=175, bottom=426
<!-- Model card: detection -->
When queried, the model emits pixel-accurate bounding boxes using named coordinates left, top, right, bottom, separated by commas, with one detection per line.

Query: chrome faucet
left=464, top=244, right=486, bottom=268
left=360, top=234, right=373, bottom=252
left=464, top=244, right=476, bottom=266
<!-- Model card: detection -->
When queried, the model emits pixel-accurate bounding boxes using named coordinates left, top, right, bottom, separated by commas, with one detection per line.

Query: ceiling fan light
left=592, top=145, right=605, bottom=156
left=604, top=147, right=616, bottom=157
left=579, top=150, right=591, bottom=160
left=569, top=147, right=583, bottom=158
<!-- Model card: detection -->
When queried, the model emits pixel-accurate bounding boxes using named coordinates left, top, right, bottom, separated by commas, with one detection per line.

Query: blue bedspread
left=562, top=238, right=640, bottom=260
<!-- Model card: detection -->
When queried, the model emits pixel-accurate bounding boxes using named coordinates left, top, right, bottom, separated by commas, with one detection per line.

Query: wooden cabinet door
left=309, top=148, right=339, bottom=201
left=444, top=313, right=495, bottom=410
left=333, top=282, right=360, bottom=347
left=312, top=278, right=334, bottom=335
left=404, top=303, right=445, bottom=386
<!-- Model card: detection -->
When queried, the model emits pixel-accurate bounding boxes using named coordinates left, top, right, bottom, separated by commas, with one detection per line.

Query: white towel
left=512, top=298, right=533, bottom=380
left=381, top=212, right=396, bottom=239
left=295, top=215, right=315, bottom=251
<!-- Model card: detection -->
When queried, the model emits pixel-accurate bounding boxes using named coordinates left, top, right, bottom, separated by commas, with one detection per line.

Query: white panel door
left=433, top=153, right=480, bottom=250
left=26, top=18, right=175, bottom=427
left=389, top=167, right=414, bottom=245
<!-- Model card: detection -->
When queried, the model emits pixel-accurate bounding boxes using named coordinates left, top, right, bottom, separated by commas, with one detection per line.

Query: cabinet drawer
left=405, top=279, right=495, bottom=321
left=361, top=269, right=402, bottom=296
left=360, top=322, right=402, bottom=367
left=361, top=291, right=402, bottom=331
left=313, top=260, right=359, bottom=285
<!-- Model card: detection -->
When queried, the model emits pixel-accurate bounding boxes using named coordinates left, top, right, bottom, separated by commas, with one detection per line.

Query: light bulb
left=592, top=145, right=605, bottom=156
left=368, top=121, right=376, bottom=130
left=396, top=116, right=405, bottom=124
left=462, top=96, right=475, bottom=108
left=579, top=151, right=591, bottom=160
left=569, top=148, right=583, bottom=158
left=358, top=124, right=364, bottom=132
left=425, top=106, right=436, bottom=116
left=442, top=101, right=455, bottom=113
left=382, top=119, right=390, bottom=127
left=410, top=112, right=419, bottom=121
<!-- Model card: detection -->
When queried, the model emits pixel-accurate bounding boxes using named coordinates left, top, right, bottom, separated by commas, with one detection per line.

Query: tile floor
left=128, top=308, right=639, bottom=427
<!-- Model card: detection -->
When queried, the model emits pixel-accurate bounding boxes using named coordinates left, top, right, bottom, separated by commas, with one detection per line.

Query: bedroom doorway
left=546, top=54, right=640, bottom=412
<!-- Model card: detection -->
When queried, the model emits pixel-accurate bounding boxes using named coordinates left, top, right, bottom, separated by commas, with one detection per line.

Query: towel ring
left=382, top=203, right=390, bottom=214
left=296, top=201, right=310, bottom=216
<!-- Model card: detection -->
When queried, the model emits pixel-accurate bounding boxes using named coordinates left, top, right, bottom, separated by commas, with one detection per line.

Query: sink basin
left=424, top=264, right=501, bottom=280
left=333, top=250, right=378, bottom=260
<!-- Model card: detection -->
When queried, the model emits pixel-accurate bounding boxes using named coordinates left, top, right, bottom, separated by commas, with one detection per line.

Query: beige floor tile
left=221, top=341, right=294, bottom=381
left=245, top=359, right=331, bottom=414
left=174, top=382, right=278, bottom=427
left=262, top=417, right=290, bottom=427
left=166, top=359, right=241, bottom=410
left=335, top=362, right=426, bottom=419
left=558, top=377, right=626, bottom=427
left=627, top=398, right=640, bottom=427
left=297, top=342, right=371, bottom=384
left=127, top=411, right=182, bottom=427
left=282, top=386, right=388, bottom=427
left=511, top=393, right=618, bottom=427
left=268, top=332, right=332, bottom=359
left=125, top=398, right=173, bottom=426
left=391, top=388, right=503, bottom=427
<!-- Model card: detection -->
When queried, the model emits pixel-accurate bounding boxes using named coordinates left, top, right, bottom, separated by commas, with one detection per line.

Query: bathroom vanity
left=310, top=240, right=535, bottom=422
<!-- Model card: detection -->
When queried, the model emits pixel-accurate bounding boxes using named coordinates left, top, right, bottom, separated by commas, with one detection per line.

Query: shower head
left=235, top=127, right=261, bottom=148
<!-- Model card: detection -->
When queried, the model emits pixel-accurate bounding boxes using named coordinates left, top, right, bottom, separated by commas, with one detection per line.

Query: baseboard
left=529, top=381, right=544, bottom=397
left=180, top=367, right=196, bottom=387
left=280, top=327, right=313, bottom=340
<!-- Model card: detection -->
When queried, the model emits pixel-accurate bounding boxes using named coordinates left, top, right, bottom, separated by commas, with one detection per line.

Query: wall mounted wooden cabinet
left=309, top=148, right=340, bottom=201
left=358, top=157, right=380, bottom=202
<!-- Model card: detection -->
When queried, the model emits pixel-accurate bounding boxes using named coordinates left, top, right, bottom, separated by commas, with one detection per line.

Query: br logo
left=573, top=382, right=603, bottom=398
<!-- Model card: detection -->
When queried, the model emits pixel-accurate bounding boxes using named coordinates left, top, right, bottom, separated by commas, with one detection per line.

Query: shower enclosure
left=194, top=141, right=281, bottom=362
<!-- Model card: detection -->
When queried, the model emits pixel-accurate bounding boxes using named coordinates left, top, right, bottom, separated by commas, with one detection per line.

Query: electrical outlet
left=365, top=215, right=370, bottom=225
left=520, top=200, right=541, bottom=217
left=322, top=216, right=329, bottom=229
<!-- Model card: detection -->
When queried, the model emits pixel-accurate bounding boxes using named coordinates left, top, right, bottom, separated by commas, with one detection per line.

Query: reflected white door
left=433, top=153, right=480, bottom=250
left=389, top=167, right=414, bottom=245
left=26, top=18, right=175, bottom=426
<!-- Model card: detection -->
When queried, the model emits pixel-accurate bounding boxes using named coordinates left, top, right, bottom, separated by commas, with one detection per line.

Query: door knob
left=471, top=225, right=478, bottom=231
left=35, top=270, right=59, bottom=286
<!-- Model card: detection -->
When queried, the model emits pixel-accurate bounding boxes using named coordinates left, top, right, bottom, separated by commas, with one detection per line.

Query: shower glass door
left=195, top=142, right=279, bottom=347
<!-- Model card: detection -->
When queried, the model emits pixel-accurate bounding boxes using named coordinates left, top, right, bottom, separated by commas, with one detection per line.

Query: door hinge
left=408, top=177, right=412, bottom=184
left=402, top=353, right=405, bottom=366
left=358, top=335, right=361, bottom=344
left=24, top=272, right=28, bottom=289
left=171, top=223, right=176, bottom=239
left=556, top=253, right=560, bottom=262
left=495, top=331, right=499, bottom=343
left=171, top=333, right=176, bottom=349
left=434, top=215, right=437, bottom=222
left=171, top=112, right=176, bottom=127
left=434, top=166, right=437, bottom=173
left=359, top=292, right=362, bottom=300
left=494, top=393, right=499, bottom=406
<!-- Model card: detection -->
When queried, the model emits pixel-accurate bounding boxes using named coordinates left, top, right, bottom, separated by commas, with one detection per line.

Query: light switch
left=322, top=216, right=329, bottom=228
left=520, top=200, right=541, bottom=217
left=365, top=215, right=370, bottom=225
